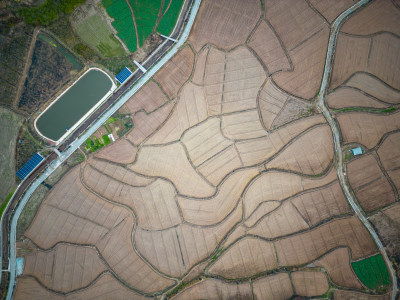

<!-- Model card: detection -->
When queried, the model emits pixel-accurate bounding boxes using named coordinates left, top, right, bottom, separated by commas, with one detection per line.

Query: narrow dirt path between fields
left=153, top=0, right=166, bottom=33
left=316, top=0, right=398, bottom=299
left=125, top=0, right=140, bottom=49
left=13, top=27, right=39, bottom=109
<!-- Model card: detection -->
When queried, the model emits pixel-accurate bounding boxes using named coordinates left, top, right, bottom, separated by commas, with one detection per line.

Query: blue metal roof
left=16, top=153, right=44, bottom=180
left=351, top=147, right=362, bottom=156
left=115, top=67, right=132, bottom=84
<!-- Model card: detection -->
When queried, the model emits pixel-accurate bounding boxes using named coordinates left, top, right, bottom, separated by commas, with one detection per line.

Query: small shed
left=351, top=147, right=362, bottom=156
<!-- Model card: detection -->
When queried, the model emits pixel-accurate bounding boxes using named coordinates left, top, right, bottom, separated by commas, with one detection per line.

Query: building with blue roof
left=115, top=67, right=132, bottom=84
left=351, top=147, right=363, bottom=156
left=16, top=153, right=44, bottom=180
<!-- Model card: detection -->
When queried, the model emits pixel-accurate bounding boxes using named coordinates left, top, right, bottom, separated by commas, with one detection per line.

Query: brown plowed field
left=341, top=0, right=400, bottom=36
left=334, top=289, right=390, bottom=300
left=88, top=158, right=154, bottom=186
left=252, top=273, right=293, bottom=300
left=266, top=125, right=334, bottom=175
left=208, top=237, right=278, bottom=279
left=131, top=142, right=215, bottom=197
left=23, top=243, right=107, bottom=293
left=272, top=28, right=329, bottom=99
left=154, top=46, right=194, bottom=99
left=23, top=168, right=175, bottom=293
left=83, top=165, right=181, bottom=230
left=244, top=201, right=280, bottom=228
left=243, top=167, right=337, bottom=219
left=258, top=79, right=289, bottom=130
left=236, top=115, right=326, bottom=166
left=188, top=0, right=260, bottom=51
left=247, top=201, right=309, bottom=238
left=192, top=46, right=208, bottom=85
left=332, top=33, right=400, bottom=90
left=264, top=0, right=326, bottom=50
left=308, top=0, right=356, bottom=23
left=383, top=203, right=400, bottom=224
left=337, top=111, right=400, bottom=148
left=368, top=33, right=400, bottom=90
left=197, top=145, right=243, bottom=185
left=345, top=73, right=400, bottom=104
left=275, top=217, right=377, bottom=266
left=134, top=203, right=242, bottom=277
left=315, top=247, right=363, bottom=289
left=248, top=20, right=291, bottom=74
left=377, top=132, right=400, bottom=171
left=291, top=181, right=350, bottom=225
left=203, top=47, right=225, bottom=115
left=127, top=101, right=175, bottom=145
left=25, top=167, right=130, bottom=249
left=15, top=273, right=148, bottom=300
left=327, top=87, right=388, bottom=109
left=222, top=47, right=266, bottom=114
left=146, top=83, right=207, bottom=144
left=171, top=278, right=252, bottom=300
left=347, top=154, right=395, bottom=212
left=291, top=271, right=329, bottom=297
left=123, top=80, right=167, bottom=114
left=95, top=139, right=137, bottom=164
left=18, top=1, right=398, bottom=297
left=330, top=33, right=370, bottom=89
left=177, top=168, right=258, bottom=226
left=221, top=110, right=267, bottom=140
left=182, top=118, right=233, bottom=166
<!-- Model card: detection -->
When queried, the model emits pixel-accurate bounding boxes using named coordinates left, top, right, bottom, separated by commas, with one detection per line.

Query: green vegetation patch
left=102, top=0, right=137, bottom=52
left=75, top=14, right=125, bottom=57
left=102, top=0, right=182, bottom=51
left=157, top=0, right=184, bottom=36
left=0, top=189, right=16, bottom=219
left=332, top=107, right=397, bottom=114
left=102, top=134, right=111, bottom=145
left=19, top=0, right=86, bottom=26
left=351, top=254, right=391, bottom=291
left=0, top=108, right=22, bottom=204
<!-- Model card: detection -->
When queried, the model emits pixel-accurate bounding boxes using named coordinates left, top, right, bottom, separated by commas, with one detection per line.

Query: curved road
left=4, top=0, right=201, bottom=299
left=316, top=0, right=398, bottom=299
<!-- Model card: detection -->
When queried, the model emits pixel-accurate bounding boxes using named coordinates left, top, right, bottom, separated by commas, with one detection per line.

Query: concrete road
left=317, top=0, right=398, bottom=299
left=5, top=1, right=201, bottom=299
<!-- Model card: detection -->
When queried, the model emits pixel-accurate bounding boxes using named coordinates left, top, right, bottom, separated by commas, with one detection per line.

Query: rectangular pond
left=35, top=68, right=116, bottom=144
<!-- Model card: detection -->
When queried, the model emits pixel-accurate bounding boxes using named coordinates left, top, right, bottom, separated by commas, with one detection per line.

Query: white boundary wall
left=34, top=67, right=116, bottom=145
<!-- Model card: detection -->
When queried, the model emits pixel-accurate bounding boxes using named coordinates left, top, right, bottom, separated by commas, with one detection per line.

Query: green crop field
left=102, top=0, right=183, bottom=53
left=351, top=254, right=391, bottom=291
left=75, top=14, right=126, bottom=57
left=157, top=0, right=184, bottom=35
left=102, top=0, right=138, bottom=52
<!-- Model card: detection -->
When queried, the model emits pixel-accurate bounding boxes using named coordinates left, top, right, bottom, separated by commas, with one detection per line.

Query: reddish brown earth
left=327, top=87, right=389, bottom=109
left=154, top=46, right=194, bottom=99
left=248, top=20, right=290, bottom=74
left=188, top=0, right=260, bottom=51
left=314, top=247, right=363, bottom=289
left=309, top=0, right=357, bottom=23
left=347, top=154, right=395, bottom=212
left=341, top=0, right=400, bottom=36
left=16, top=1, right=400, bottom=298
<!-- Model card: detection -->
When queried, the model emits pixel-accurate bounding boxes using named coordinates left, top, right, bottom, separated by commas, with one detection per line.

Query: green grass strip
left=331, top=107, right=396, bottom=114
left=351, top=254, right=391, bottom=290
left=0, top=189, right=16, bottom=218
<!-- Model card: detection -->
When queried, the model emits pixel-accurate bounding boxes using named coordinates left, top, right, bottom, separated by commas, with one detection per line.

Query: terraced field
left=14, top=0, right=400, bottom=299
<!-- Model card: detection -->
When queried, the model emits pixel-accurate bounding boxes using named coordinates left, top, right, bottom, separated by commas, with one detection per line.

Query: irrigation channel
left=317, top=0, right=398, bottom=299
left=2, top=0, right=199, bottom=299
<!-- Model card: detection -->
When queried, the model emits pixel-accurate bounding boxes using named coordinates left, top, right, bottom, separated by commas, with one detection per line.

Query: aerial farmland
left=5, top=0, right=400, bottom=299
